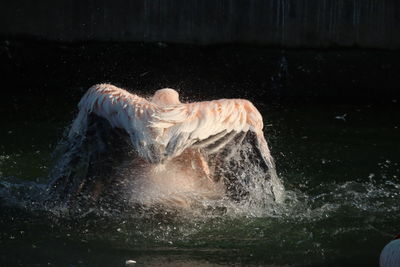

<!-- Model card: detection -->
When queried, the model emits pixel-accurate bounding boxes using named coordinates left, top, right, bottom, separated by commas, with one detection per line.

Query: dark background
left=1, top=0, right=399, bottom=120
left=2, top=0, right=399, bottom=47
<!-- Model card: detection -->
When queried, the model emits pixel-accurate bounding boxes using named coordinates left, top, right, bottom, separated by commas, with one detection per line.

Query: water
left=1, top=101, right=399, bottom=266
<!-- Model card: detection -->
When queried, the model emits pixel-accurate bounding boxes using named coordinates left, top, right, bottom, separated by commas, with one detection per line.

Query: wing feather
left=152, top=98, right=267, bottom=160
left=68, top=84, right=161, bottom=163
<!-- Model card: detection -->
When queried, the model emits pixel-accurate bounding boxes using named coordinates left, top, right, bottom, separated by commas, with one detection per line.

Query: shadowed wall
left=1, top=0, right=399, bottom=48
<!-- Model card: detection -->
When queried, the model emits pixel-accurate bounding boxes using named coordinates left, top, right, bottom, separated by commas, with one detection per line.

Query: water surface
left=1, top=100, right=399, bottom=266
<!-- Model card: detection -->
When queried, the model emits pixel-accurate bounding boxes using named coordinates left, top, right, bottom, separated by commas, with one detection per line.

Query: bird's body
left=49, top=84, right=284, bottom=207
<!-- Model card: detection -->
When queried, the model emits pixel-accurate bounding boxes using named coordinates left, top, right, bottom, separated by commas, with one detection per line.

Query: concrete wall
left=1, top=0, right=399, bottom=48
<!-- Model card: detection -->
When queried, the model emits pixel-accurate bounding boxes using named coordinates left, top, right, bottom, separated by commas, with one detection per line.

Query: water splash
left=38, top=111, right=285, bottom=217
left=1, top=162, right=399, bottom=267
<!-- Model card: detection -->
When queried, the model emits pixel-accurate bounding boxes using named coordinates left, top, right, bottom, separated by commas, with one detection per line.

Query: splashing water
left=38, top=111, right=285, bottom=216
left=1, top=152, right=399, bottom=266
left=1, top=104, right=399, bottom=266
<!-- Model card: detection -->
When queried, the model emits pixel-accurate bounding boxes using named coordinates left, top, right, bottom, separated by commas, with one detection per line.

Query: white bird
left=54, top=84, right=283, bottom=203
left=380, top=235, right=400, bottom=267
left=69, top=84, right=275, bottom=165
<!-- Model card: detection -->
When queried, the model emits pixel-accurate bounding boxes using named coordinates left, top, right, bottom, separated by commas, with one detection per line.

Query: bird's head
left=151, top=88, right=181, bottom=107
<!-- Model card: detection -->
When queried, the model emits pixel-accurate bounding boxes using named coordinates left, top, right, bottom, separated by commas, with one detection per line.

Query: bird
left=70, top=84, right=273, bottom=163
left=380, top=235, right=400, bottom=267
left=51, top=84, right=284, bottom=205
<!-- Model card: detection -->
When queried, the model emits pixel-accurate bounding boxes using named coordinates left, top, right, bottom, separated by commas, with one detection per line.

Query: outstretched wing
left=152, top=98, right=284, bottom=201
left=68, top=84, right=162, bottom=163
left=152, top=99, right=271, bottom=164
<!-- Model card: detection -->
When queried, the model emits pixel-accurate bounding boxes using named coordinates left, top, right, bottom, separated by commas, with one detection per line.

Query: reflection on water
left=0, top=103, right=399, bottom=266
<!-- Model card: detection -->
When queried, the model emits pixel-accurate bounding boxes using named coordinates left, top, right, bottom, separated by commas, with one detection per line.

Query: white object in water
left=380, top=236, right=400, bottom=267
left=125, top=259, right=136, bottom=265
left=69, top=84, right=271, bottom=162
left=334, top=114, right=347, bottom=121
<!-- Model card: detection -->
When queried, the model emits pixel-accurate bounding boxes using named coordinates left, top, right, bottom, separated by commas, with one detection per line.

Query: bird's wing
left=68, top=84, right=162, bottom=162
left=152, top=98, right=284, bottom=201
left=152, top=98, right=271, bottom=162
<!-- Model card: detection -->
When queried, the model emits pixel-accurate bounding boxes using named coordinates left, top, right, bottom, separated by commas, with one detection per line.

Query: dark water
left=1, top=100, right=399, bottom=266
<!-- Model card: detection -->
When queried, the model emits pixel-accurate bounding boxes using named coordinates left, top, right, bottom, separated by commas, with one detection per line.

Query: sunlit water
left=1, top=103, right=399, bottom=266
